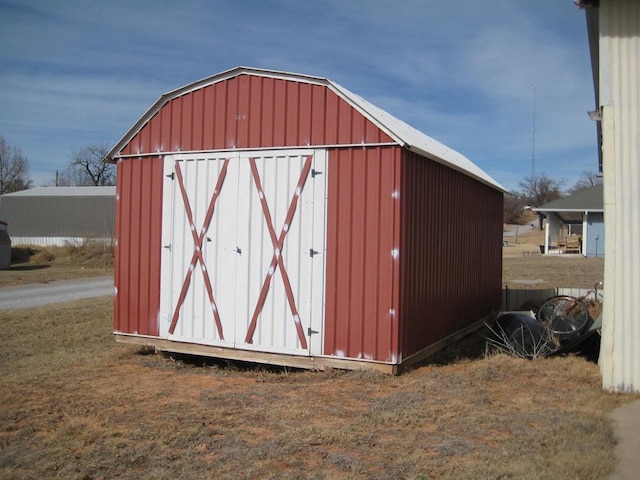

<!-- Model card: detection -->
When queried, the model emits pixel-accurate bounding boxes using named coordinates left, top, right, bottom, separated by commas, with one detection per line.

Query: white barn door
left=159, top=150, right=327, bottom=356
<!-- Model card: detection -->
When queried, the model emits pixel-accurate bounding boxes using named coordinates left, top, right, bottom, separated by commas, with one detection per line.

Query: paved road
left=503, top=224, right=537, bottom=238
left=0, top=276, right=113, bottom=310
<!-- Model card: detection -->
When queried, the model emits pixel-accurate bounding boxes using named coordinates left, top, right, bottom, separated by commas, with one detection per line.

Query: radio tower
left=531, top=83, right=536, bottom=178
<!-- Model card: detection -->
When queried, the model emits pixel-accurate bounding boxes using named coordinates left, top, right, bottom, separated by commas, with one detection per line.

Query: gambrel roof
left=106, top=66, right=504, bottom=192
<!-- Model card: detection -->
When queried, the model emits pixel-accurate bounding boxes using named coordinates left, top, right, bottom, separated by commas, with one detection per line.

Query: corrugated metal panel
left=107, top=67, right=504, bottom=192
left=113, top=157, right=163, bottom=336
left=158, top=149, right=327, bottom=355
left=399, top=150, right=503, bottom=357
left=7, top=236, right=112, bottom=247
left=501, top=288, right=557, bottom=312
left=2, top=186, right=115, bottom=197
left=0, top=195, right=115, bottom=238
left=501, top=288, right=604, bottom=312
left=598, top=0, right=640, bottom=392
left=324, top=146, right=402, bottom=362
left=119, top=75, right=394, bottom=157
left=329, top=82, right=504, bottom=190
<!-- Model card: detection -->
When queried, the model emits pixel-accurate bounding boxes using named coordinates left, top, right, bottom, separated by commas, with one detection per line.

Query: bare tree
left=0, top=136, right=32, bottom=194
left=518, top=173, right=566, bottom=208
left=503, top=191, right=527, bottom=224
left=53, top=166, right=82, bottom=187
left=568, top=170, right=602, bottom=194
left=67, top=143, right=115, bottom=186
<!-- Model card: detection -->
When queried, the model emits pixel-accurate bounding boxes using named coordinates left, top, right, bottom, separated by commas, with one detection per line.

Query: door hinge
left=307, top=327, right=319, bottom=336
left=166, top=172, right=175, bottom=180
left=163, top=243, right=172, bottom=251
left=309, top=248, right=319, bottom=257
left=311, top=169, right=323, bottom=178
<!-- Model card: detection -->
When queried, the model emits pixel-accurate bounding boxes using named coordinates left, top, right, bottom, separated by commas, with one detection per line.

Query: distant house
left=0, top=187, right=115, bottom=246
left=534, top=184, right=604, bottom=257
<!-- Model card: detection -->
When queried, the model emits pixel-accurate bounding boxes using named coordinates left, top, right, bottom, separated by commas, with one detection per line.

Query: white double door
left=159, top=149, right=327, bottom=356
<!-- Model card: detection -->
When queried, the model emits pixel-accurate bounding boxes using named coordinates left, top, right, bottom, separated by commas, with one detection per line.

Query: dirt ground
left=1, top=297, right=635, bottom=480
left=502, top=227, right=604, bottom=289
left=0, top=237, right=620, bottom=479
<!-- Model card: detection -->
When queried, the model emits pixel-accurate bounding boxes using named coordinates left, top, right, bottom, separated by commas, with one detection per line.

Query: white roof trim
left=534, top=208, right=604, bottom=213
left=328, top=81, right=504, bottom=190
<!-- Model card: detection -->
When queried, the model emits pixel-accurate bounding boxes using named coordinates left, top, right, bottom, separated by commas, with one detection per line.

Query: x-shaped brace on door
left=168, top=158, right=229, bottom=338
left=244, top=156, right=313, bottom=349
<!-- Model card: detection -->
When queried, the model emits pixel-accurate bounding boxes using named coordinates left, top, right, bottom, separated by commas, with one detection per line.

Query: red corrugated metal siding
left=113, top=157, right=164, bottom=336
left=113, top=72, right=504, bottom=367
left=399, top=150, right=503, bottom=357
left=119, top=75, right=393, bottom=156
left=324, top=146, right=402, bottom=362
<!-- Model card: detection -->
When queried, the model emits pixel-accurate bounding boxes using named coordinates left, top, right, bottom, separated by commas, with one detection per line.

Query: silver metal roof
left=1, top=186, right=116, bottom=197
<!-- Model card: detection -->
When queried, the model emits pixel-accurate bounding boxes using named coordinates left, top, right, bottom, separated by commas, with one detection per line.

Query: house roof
left=106, top=66, right=505, bottom=192
left=535, top=183, right=603, bottom=212
left=1, top=186, right=116, bottom=197
left=533, top=183, right=603, bottom=223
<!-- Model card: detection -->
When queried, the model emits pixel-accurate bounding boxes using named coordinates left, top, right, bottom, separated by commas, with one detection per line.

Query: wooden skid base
left=114, top=317, right=488, bottom=375
left=114, top=335, right=399, bottom=374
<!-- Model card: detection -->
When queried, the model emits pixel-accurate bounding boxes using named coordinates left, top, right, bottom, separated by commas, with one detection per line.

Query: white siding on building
left=598, top=0, right=640, bottom=392
left=0, top=187, right=115, bottom=246
left=8, top=236, right=113, bottom=247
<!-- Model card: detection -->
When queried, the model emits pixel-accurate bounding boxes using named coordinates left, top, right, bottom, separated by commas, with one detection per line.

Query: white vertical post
left=544, top=218, right=550, bottom=254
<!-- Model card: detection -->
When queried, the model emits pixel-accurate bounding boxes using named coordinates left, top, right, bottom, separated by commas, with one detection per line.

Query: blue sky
left=0, top=0, right=597, bottom=192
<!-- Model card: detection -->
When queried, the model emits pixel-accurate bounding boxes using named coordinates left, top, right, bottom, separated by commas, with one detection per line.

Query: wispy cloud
left=0, top=0, right=597, bottom=189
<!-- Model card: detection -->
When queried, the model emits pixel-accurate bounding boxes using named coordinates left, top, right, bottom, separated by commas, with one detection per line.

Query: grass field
left=502, top=227, right=604, bottom=289
left=0, top=297, right=634, bottom=479
left=0, top=234, right=630, bottom=479
left=0, top=244, right=113, bottom=287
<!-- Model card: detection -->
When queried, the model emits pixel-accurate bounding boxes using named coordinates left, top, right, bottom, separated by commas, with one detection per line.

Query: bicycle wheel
left=536, top=296, right=590, bottom=338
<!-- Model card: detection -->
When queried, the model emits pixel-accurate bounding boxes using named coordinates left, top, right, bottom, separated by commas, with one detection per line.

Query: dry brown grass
left=1, top=297, right=637, bottom=479
left=0, top=228, right=625, bottom=478
left=503, top=228, right=604, bottom=289
left=0, top=244, right=113, bottom=287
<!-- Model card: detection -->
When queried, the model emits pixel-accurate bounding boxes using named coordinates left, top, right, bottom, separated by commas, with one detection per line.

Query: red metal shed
left=106, top=66, right=504, bottom=373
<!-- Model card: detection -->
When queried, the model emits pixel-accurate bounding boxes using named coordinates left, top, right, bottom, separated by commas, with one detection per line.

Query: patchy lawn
left=0, top=297, right=634, bottom=479
left=0, top=229, right=630, bottom=478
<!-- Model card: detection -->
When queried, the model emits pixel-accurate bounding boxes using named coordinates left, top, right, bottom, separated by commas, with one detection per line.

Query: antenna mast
left=531, top=83, right=536, bottom=178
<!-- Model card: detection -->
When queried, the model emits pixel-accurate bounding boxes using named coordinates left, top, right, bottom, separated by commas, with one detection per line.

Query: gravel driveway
left=0, top=276, right=113, bottom=310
